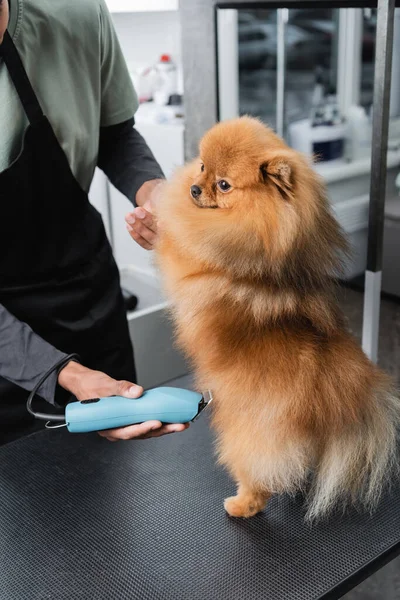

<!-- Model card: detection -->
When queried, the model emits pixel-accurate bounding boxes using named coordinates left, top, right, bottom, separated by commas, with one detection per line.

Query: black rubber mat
left=1, top=415, right=400, bottom=600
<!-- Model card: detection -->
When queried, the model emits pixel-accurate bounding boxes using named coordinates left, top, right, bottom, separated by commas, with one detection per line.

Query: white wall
left=89, top=9, right=185, bottom=274
left=111, top=11, right=183, bottom=94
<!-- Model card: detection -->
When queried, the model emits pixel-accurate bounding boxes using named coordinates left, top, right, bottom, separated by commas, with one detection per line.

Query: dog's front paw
left=224, top=495, right=265, bottom=518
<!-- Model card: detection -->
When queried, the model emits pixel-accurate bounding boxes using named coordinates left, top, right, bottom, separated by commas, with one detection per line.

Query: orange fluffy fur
left=155, top=117, right=400, bottom=520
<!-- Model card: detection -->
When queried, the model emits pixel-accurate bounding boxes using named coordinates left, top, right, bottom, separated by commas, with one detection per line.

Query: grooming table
left=1, top=416, right=400, bottom=600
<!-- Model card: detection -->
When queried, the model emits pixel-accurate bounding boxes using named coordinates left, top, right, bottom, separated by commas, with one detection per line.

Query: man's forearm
left=97, top=118, right=165, bottom=206
left=0, top=303, right=71, bottom=404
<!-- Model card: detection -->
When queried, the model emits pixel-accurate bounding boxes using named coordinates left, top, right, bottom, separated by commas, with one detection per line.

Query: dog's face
left=158, top=117, right=347, bottom=281
left=190, top=117, right=295, bottom=212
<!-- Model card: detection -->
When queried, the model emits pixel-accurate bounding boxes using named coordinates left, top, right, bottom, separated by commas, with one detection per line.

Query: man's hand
left=125, top=179, right=164, bottom=250
left=0, top=1, right=10, bottom=44
left=58, top=361, right=189, bottom=441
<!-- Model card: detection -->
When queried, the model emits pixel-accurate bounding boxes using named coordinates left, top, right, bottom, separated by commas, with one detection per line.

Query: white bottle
left=347, top=105, right=372, bottom=161
left=153, top=54, right=178, bottom=106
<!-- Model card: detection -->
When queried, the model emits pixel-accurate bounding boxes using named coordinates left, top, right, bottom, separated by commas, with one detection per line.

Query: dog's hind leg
left=224, top=480, right=271, bottom=518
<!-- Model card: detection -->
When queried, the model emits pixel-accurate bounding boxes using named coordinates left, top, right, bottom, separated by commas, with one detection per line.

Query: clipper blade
left=192, top=390, right=213, bottom=421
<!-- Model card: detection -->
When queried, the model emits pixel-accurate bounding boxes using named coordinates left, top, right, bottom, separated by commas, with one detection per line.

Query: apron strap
left=0, top=30, right=44, bottom=125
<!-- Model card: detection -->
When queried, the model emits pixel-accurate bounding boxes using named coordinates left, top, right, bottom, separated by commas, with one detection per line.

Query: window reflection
left=360, top=9, right=376, bottom=112
left=238, top=9, right=339, bottom=134
left=238, top=10, right=277, bottom=129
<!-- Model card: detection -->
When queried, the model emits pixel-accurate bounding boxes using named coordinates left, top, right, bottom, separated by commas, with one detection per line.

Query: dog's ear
left=261, top=157, right=294, bottom=200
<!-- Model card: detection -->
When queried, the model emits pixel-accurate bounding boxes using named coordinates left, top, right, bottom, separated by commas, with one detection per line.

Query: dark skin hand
left=125, top=179, right=164, bottom=250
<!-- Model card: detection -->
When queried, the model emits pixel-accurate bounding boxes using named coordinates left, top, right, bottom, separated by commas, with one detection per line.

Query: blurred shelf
left=106, top=0, right=178, bottom=12
left=315, top=148, right=400, bottom=184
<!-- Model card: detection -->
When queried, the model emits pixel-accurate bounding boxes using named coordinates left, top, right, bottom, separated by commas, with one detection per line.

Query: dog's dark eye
left=200, top=164, right=205, bottom=172
left=217, top=180, right=231, bottom=192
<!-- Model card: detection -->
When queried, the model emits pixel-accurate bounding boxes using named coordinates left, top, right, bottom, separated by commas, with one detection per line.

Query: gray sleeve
left=97, top=118, right=165, bottom=206
left=0, top=304, right=70, bottom=405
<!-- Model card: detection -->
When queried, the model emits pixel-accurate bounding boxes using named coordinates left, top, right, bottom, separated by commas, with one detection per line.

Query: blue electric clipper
left=26, top=355, right=213, bottom=434
left=64, top=387, right=213, bottom=433
left=26, top=354, right=213, bottom=432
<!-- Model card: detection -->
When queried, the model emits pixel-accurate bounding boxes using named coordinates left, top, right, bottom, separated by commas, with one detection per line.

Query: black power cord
left=26, top=354, right=80, bottom=422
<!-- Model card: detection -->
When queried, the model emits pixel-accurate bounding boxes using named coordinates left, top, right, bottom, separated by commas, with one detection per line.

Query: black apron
left=0, top=31, right=136, bottom=443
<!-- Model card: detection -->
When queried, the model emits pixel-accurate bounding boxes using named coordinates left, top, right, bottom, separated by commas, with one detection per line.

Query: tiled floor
left=165, top=285, right=400, bottom=599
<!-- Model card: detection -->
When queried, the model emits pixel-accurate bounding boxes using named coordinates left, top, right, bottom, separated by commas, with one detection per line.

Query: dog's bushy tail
left=306, top=385, right=400, bottom=521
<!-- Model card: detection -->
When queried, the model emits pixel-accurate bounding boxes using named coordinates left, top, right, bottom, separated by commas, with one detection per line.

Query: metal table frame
left=180, top=0, right=399, bottom=363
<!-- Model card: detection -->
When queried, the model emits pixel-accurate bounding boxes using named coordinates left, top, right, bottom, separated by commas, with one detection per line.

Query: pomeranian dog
left=155, top=116, right=399, bottom=521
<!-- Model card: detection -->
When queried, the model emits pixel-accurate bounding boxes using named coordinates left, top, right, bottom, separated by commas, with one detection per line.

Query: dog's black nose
left=190, top=185, right=202, bottom=199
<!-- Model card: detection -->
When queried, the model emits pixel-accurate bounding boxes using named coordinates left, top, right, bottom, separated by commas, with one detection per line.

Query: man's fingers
left=98, top=422, right=190, bottom=441
left=141, top=423, right=190, bottom=439
left=125, top=209, right=157, bottom=243
left=130, top=221, right=157, bottom=245
left=115, top=380, right=144, bottom=398
left=126, top=226, right=153, bottom=250
left=126, top=208, right=157, bottom=233
left=135, top=206, right=155, bottom=224
left=99, top=420, right=163, bottom=441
